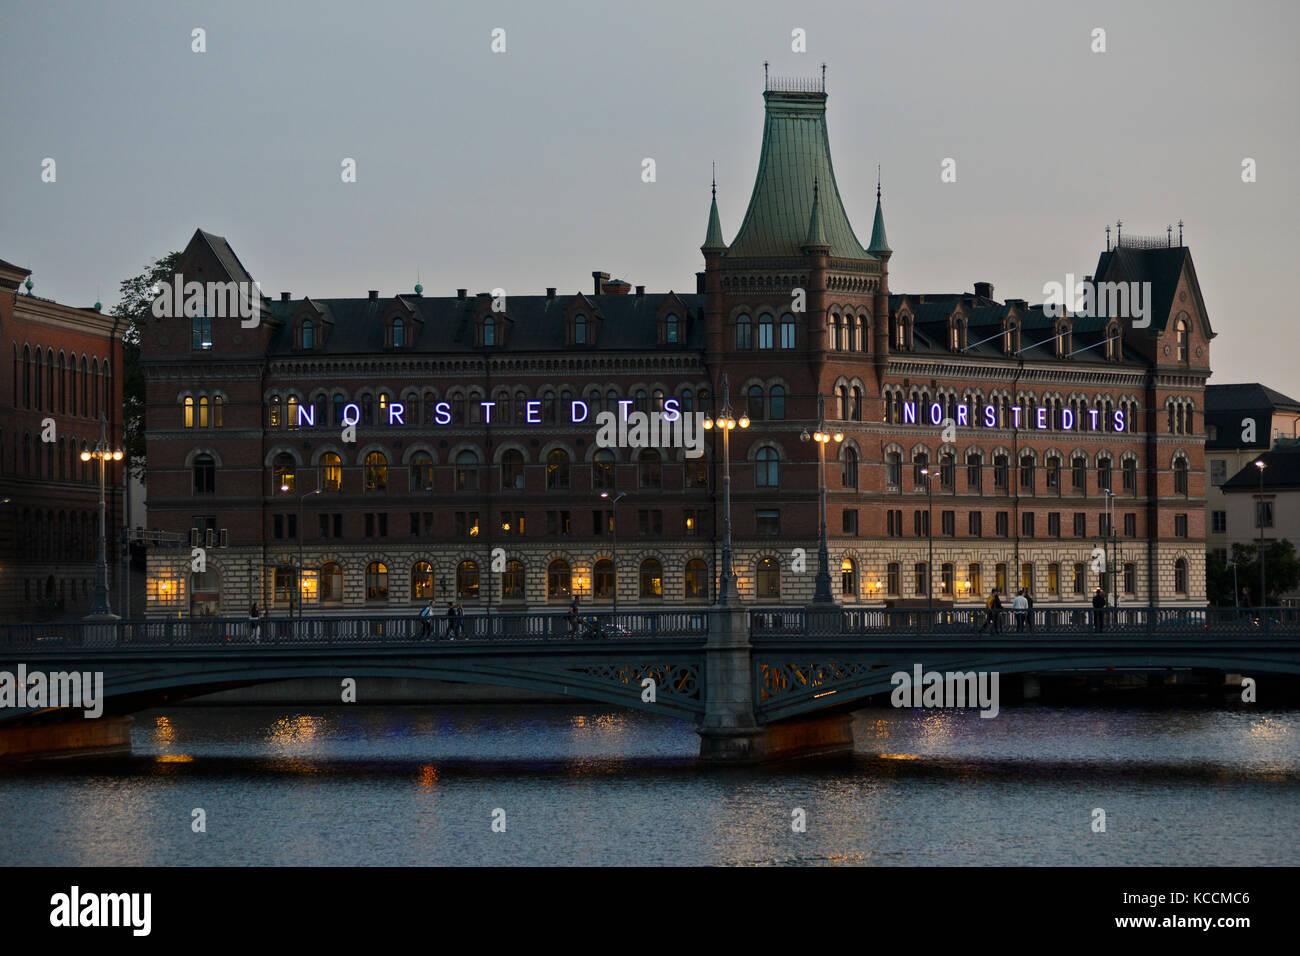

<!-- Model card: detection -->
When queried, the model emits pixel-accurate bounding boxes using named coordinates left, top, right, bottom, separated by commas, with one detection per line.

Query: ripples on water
left=1, top=704, right=1296, bottom=866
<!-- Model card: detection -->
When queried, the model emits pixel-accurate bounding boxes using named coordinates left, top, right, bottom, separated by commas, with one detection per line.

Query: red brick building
left=141, top=79, right=1211, bottom=617
left=1, top=257, right=125, bottom=619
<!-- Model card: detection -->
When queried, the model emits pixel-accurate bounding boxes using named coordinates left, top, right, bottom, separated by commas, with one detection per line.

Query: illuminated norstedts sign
left=298, top=397, right=683, bottom=428
left=901, top=401, right=1126, bottom=432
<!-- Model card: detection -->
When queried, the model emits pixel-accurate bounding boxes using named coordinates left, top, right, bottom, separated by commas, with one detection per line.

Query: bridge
left=2, top=606, right=1299, bottom=761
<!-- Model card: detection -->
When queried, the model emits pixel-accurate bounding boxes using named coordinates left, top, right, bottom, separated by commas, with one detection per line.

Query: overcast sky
left=2, top=0, right=1296, bottom=389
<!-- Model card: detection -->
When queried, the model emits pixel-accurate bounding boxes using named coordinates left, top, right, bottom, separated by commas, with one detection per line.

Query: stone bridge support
left=697, top=606, right=854, bottom=762
left=0, top=715, right=133, bottom=761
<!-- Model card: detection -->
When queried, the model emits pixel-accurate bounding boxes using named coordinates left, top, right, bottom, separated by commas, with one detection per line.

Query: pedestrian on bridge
left=419, top=600, right=435, bottom=639
left=1092, top=588, right=1107, bottom=632
left=1013, top=589, right=1029, bottom=632
left=978, top=590, right=1002, bottom=634
left=248, top=603, right=261, bottom=644
left=445, top=602, right=461, bottom=640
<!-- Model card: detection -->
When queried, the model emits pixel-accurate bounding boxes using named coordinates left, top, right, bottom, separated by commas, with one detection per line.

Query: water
left=1, top=704, right=1296, bottom=866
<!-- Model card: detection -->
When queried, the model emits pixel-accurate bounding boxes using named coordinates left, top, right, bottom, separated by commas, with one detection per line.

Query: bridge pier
left=0, top=716, right=133, bottom=761
left=697, top=606, right=854, bottom=763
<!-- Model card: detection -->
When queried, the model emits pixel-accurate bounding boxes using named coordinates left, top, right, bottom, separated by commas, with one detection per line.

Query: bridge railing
left=0, top=609, right=709, bottom=650
left=749, top=606, right=1300, bottom=638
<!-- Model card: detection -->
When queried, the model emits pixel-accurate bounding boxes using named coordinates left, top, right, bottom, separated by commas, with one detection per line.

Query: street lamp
left=1104, top=489, right=1117, bottom=609
left=1227, top=559, right=1240, bottom=612
left=81, top=414, right=123, bottom=620
left=702, top=373, right=748, bottom=605
left=599, top=490, right=628, bottom=621
left=284, top=483, right=321, bottom=636
left=1255, top=459, right=1267, bottom=610
left=801, top=394, right=843, bottom=605
left=920, top=466, right=934, bottom=614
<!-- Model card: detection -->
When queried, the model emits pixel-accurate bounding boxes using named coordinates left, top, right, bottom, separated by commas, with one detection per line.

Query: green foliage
left=1206, top=539, right=1300, bottom=606
left=111, top=251, right=181, bottom=479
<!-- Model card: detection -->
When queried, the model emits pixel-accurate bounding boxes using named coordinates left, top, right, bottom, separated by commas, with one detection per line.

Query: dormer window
left=1175, top=316, right=1188, bottom=363
left=1055, top=321, right=1071, bottom=358
left=666, top=313, right=678, bottom=343
left=302, top=319, right=314, bottom=350
left=1106, top=321, right=1121, bottom=361
left=1004, top=321, right=1020, bottom=354
left=575, top=314, right=587, bottom=344
left=483, top=316, right=495, bottom=346
left=393, top=317, right=405, bottom=348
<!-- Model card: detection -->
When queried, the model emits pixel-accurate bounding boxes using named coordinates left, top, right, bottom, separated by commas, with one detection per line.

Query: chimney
left=973, top=281, right=993, bottom=300
left=696, top=271, right=706, bottom=294
left=368, top=290, right=378, bottom=301
left=603, top=279, right=631, bottom=295
left=592, top=271, right=609, bottom=295
left=280, top=292, right=290, bottom=302
left=546, top=287, right=556, bottom=299
left=635, top=285, right=645, bottom=297
left=457, top=289, right=467, bottom=300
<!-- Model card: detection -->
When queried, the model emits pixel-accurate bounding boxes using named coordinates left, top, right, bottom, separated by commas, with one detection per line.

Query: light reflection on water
left=1, top=703, right=1296, bottom=866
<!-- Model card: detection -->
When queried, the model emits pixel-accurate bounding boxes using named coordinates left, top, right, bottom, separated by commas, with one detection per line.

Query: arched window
left=546, top=449, right=570, bottom=490
left=831, top=314, right=842, bottom=350
left=574, top=314, right=587, bottom=344
left=665, top=313, right=679, bottom=343
left=852, top=387, right=863, bottom=421
left=481, top=316, right=493, bottom=347
left=756, top=557, right=781, bottom=599
left=838, top=385, right=850, bottom=420
left=21, top=346, right=31, bottom=409
left=758, top=315, right=774, bottom=349
left=310, top=394, right=324, bottom=428
left=286, top=395, right=300, bottom=429
left=1174, top=558, right=1188, bottom=594
left=333, top=394, right=346, bottom=426
left=543, top=390, right=557, bottom=423
left=886, top=450, right=902, bottom=486
left=755, top=447, right=779, bottom=487
left=842, top=447, right=859, bottom=488
left=547, top=559, right=571, bottom=601
left=502, top=559, right=525, bottom=601
left=273, top=452, right=295, bottom=493
left=457, top=560, right=479, bottom=599
left=393, top=317, right=406, bottom=348
left=501, top=449, right=524, bottom=490
left=321, top=563, right=343, bottom=604
left=320, top=452, right=342, bottom=492
left=455, top=450, right=479, bottom=491
left=361, top=393, right=374, bottom=426
left=411, top=561, right=434, bottom=600
left=770, top=385, right=786, bottom=420
left=592, top=449, right=615, bottom=490
left=410, top=453, right=433, bottom=491
left=365, top=562, right=389, bottom=601
left=780, top=313, right=795, bottom=349
left=638, top=449, right=661, bottom=489
left=841, top=557, right=858, bottom=596
left=747, top=385, right=764, bottom=421
left=193, top=454, right=215, bottom=494
left=184, top=396, right=195, bottom=428
left=365, top=451, right=388, bottom=491
left=1173, top=457, right=1188, bottom=495
left=302, top=320, right=314, bottom=350
left=268, top=395, right=282, bottom=428
left=594, top=558, right=615, bottom=602
left=684, top=559, right=708, bottom=601
left=639, top=559, right=663, bottom=599
left=1175, top=317, right=1188, bottom=363
left=736, top=315, right=752, bottom=349
left=192, top=314, right=213, bottom=350
left=199, top=395, right=210, bottom=428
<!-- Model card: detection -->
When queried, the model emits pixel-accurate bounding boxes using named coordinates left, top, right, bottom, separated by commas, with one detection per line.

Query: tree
left=1206, top=539, right=1300, bottom=606
left=112, top=251, right=180, bottom=480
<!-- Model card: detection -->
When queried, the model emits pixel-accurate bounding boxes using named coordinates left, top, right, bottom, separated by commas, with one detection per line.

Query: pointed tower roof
left=868, top=180, right=891, bottom=256
left=701, top=178, right=728, bottom=253
left=726, top=85, right=872, bottom=260
left=802, top=180, right=829, bottom=251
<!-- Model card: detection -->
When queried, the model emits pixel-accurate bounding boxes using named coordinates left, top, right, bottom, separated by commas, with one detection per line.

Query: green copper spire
left=702, top=173, right=727, bottom=252
left=868, top=174, right=891, bottom=256
left=727, top=86, right=872, bottom=260
left=802, top=179, right=829, bottom=251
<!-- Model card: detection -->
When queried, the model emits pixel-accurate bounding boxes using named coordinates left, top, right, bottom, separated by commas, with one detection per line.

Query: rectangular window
left=968, top=511, right=982, bottom=537
left=913, top=510, right=930, bottom=536
left=941, top=510, right=955, bottom=536
left=546, top=510, right=572, bottom=536
left=968, top=563, right=982, bottom=596
left=1211, top=510, right=1226, bottom=533
left=455, top=512, right=479, bottom=539
left=1072, top=457, right=1087, bottom=491
left=1046, top=458, right=1059, bottom=490
left=1047, top=563, right=1060, bottom=595
left=638, top=509, right=663, bottom=536
left=422, top=512, right=435, bottom=536
left=993, top=456, right=1008, bottom=490
left=1123, top=460, right=1137, bottom=493
left=995, top=511, right=1008, bottom=537
left=1257, top=500, right=1274, bottom=529
left=409, top=512, right=420, bottom=537
left=1210, top=460, right=1227, bottom=486
left=756, top=510, right=781, bottom=536
left=1099, top=513, right=1111, bottom=537
left=1073, top=562, right=1086, bottom=594
left=1048, top=512, right=1061, bottom=537
left=1020, top=456, right=1034, bottom=492
left=1124, top=512, right=1136, bottom=537
left=1175, top=513, right=1188, bottom=538
left=1021, top=512, right=1034, bottom=537
left=274, top=514, right=285, bottom=539
left=914, top=562, right=928, bottom=596
left=1123, top=563, right=1136, bottom=595
left=887, top=563, right=900, bottom=595
left=684, top=509, right=702, bottom=535
left=888, top=509, right=903, bottom=537
left=1073, top=512, right=1086, bottom=537
left=842, top=509, right=858, bottom=535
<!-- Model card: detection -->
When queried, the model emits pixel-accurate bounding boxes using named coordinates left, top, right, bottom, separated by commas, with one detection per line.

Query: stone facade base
left=698, top=713, right=854, bottom=763
left=0, top=715, right=133, bottom=761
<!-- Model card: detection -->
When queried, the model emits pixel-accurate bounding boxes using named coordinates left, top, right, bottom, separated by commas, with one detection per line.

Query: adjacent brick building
left=141, top=79, right=1212, bottom=617
left=1, top=257, right=125, bottom=619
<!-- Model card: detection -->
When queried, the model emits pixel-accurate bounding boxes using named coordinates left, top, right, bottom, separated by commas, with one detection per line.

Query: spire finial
left=711, top=161, right=716, bottom=198
left=821, top=62, right=826, bottom=90
left=877, top=164, right=881, bottom=201
left=1105, top=224, right=1111, bottom=251
left=1178, top=219, right=1184, bottom=246
left=764, top=60, right=769, bottom=90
